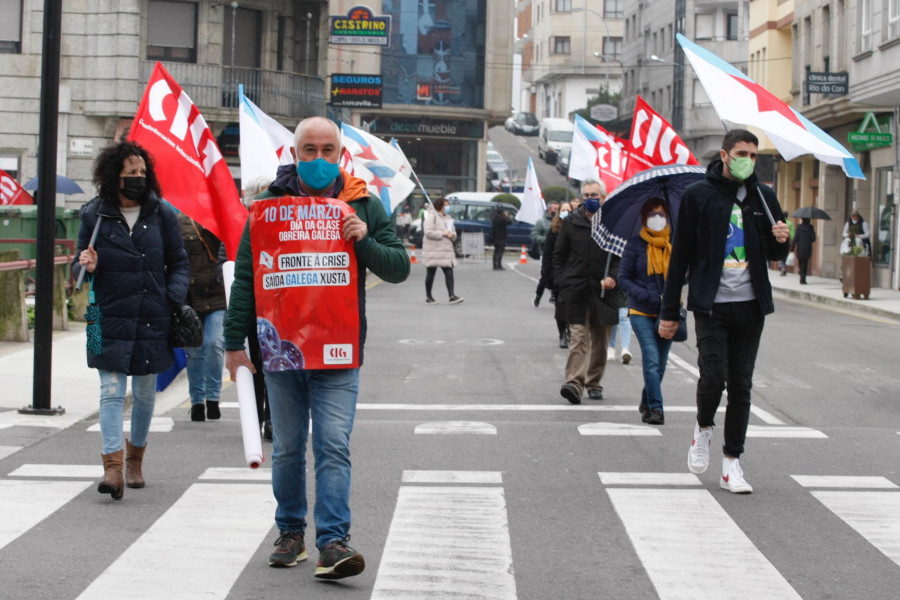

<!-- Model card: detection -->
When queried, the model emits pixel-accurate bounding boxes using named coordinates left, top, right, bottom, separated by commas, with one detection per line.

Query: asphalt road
left=489, top=125, right=576, bottom=193
left=3, top=258, right=900, bottom=600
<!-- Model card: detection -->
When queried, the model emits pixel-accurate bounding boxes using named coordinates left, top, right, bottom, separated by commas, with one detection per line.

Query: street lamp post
left=230, top=2, right=238, bottom=107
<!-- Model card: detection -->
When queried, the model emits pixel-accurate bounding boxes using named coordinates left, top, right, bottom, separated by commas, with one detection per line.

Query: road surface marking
left=792, top=475, right=898, bottom=489
left=8, top=464, right=101, bottom=478
left=402, top=470, right=503, bottom=484
left=599, top=472, right=702, bottom=486
left=358, top=403, right=725, bottom=412
left=579, top=422, right=663, bottom=436
left=812, top=491, right=900, bottom=568
left=77, top=483, right=276, bottom=600
left=607, top=488, right=802, bottom=599
left=0, top=445, right=22, bottom=460
left=198, top=467, right=272, bottom=481
left=86, top=417, right=174, bottom=433
left=372, top=474, right=517, bottom=600
left=0, top=480, right=92, bottom=551
left=414, top=421, right=497, bottom=434
left=746, top=425, right=826, bottom=438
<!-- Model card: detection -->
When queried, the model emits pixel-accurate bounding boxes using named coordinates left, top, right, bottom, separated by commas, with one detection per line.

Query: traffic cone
left=519, top=245, right=528, bottom=264
left=409, top=245, right=418, bottom=264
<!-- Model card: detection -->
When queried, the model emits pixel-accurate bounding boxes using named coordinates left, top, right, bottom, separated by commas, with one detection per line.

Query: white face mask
left=559, top=211, right=570, bottom=219
left=646, top=215, right=667, bottom=232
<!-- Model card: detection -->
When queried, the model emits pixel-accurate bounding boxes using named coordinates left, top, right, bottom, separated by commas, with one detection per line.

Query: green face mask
left=727, top=155, right=755, bottom=181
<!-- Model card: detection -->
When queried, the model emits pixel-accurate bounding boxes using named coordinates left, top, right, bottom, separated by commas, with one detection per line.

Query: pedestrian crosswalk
left=4, top=462, right=900, bottom=598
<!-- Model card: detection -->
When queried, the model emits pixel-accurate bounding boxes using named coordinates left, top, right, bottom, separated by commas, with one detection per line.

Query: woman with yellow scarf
left=618, top=198, right=674, bottom=425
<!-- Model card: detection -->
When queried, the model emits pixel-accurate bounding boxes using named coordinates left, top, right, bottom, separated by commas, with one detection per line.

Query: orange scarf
left=640, top=225, right=671, bottom=276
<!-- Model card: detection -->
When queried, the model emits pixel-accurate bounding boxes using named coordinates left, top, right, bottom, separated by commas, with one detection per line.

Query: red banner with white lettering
left=127, top=62, right=247, bottom=260
left=0, top=169, right=33, bottom=205
left=250, top=196, right=359, bottom=370
left=625, top=95, right=699, bottom=179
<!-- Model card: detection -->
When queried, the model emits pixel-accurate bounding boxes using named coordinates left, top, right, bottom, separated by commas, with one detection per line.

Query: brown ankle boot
left=125, top=439, right=146, bottom=489
left=99, top=449, right=125, bottom=499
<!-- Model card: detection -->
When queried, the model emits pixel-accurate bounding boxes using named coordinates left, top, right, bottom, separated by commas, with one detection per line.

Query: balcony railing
left=139, top=61, right=326, bottom=119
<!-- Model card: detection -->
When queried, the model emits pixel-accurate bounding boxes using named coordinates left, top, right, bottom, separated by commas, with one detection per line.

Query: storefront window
left=381, top=0, right=486, bottom=108
left=874, top=168, right=893, bottom=266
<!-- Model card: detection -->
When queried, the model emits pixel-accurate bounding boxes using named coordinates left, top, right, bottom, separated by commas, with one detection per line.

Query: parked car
left=538, top=117, right=574, bottom=165
left=486, top=148, right=511, bottom=191
left=505, top=111, right=539, bottom=136
left=407, top=193, right=533, bottom=256
left=556, top=147, right=571, bottom=176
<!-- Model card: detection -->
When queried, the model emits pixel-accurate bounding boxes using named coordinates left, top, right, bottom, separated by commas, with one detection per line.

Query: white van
left=537, top=118, right=574, bottom=165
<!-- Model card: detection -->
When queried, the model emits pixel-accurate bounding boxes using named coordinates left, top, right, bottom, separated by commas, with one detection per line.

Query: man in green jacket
left=224, top=116, right=409, bottom=578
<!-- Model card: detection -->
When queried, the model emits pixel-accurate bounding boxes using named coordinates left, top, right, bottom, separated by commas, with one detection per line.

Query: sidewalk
left=1, top=269, right=898, bottom=441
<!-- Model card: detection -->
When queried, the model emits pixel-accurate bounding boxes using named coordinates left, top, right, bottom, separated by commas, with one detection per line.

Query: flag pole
left=721, top=120, right=777, bottom=226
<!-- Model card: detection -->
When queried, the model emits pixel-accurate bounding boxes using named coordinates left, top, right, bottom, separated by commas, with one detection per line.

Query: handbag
left=84, top=279, right=102, bottom=355
left=170, top=303, right=204, bottom=348
left=656, top=306, right=688, bottom=343
left=527, top=239, right=541, bottom=260
left=785, top=251, right=796, bottom=267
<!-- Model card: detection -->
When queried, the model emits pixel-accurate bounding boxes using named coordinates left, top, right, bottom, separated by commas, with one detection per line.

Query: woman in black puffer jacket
left=75, top=141, right=189, bottom=500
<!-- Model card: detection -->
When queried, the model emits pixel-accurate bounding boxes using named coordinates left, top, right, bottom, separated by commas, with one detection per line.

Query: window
left=223, top=6, right=262, bottom=68
left=553, top=36, right=571, bottom=55
left=695, top=13, right=714, bottom=40
left=0, top=155, right=20, bottom=179
left=604, top=0, right=624, bottom=19
left=554, top=0, right=571, bottom=11
left=859, top=0, right=872, bottom=52
left=147, top=1, right=197, bottom=63
left=692, top=78, right=710, bottom=107
left=0, top=0, right=23, bottom=54
left=890, top=0, right=900, bottom=39
left=603, top=36, right=623, bottom=60
left=726, top=13, right=738, bottom=40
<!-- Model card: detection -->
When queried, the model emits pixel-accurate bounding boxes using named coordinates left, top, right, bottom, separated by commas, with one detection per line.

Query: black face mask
left=121, top=176, right=148, bottom=203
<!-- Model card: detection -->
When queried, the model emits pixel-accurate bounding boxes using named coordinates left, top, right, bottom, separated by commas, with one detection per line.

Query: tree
left=542, top=186, right=570, bottom=205
left=491, top=193, right=520, bottom=209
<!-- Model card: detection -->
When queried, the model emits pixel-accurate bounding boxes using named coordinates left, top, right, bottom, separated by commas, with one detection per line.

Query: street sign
left=848, top=112, right=893, bottom=152
left=590, top=104, right=618, bottom=121
left=806, top=71, right=848, bottom=95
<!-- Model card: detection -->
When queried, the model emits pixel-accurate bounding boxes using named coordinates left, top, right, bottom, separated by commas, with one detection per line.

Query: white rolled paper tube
left=236, top=365, right=263, bottom=469
left=223, top=260, right=263, bottom=469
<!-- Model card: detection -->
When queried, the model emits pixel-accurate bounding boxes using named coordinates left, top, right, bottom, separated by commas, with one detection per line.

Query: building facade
left=325, top=0, right=514, bottom=198
left=0, top=0, right=327, bottom=209
left=519, top=0, right=625, bottom=121
left=751, top=0, right=899, bottom=288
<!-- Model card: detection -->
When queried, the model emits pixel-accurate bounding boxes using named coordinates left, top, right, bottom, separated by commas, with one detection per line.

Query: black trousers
left=798, top=257, right=809, bottom=281
left=425, top=266, right=454, bottom=298
left=693, top=300, right=765, bottom=459
left=493, top=242, right=506, bottom=269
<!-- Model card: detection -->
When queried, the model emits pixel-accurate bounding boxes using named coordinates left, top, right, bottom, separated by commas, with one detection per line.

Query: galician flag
left=517, top=157, right=545, bottom=225
left=238, top=86, right=294, bottom=190
left=676, top=33, right=863, bottom=179
left=340, top=123, right=415, bottom=213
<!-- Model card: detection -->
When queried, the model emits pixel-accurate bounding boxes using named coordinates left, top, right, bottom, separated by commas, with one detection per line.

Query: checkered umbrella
left=591, top=164, right=707, bottom=256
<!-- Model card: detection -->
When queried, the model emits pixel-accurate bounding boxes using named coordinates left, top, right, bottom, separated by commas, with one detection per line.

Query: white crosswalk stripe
left=76, top=483, right=275, bottom=600
left=0, top=479, right=93, bottom=551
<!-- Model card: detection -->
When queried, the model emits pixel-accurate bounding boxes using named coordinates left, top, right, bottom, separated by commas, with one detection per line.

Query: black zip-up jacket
left=660, top=159, right=789, bottom=321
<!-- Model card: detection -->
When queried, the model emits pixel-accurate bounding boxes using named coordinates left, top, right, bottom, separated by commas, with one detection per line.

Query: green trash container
left=0, top=206, right=81, bottom=260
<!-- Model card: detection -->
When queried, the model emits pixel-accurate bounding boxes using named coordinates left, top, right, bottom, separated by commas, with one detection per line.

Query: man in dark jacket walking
left=659, top=129, right=790, bottom=494
left=492, top=204, right=512, bottom=270
left=792, top=218, right=816, bottom=284
left=223, top=116, right=409, bottom=578
left=553, top=179, right=621, bottom=404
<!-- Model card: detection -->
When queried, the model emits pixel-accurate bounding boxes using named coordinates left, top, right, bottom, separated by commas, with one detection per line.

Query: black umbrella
left=23, top=174, right=84, bottom=195
left=790, top=206, right=831, bottom=220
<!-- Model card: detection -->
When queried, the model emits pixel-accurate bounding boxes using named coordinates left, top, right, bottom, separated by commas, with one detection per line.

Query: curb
left=772, top=287, right=900, bottom=323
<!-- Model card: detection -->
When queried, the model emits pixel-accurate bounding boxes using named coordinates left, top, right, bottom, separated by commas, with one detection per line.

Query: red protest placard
left=250, top=196, right=359, bottom=370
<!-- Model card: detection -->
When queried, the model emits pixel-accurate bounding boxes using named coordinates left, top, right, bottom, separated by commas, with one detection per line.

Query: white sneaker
left=720, top=457, right=753, bottom=494
left=621, top=349, right=632, bottom=364
left=687, top=423, right=713, bottom=474
left=607, top=347, right=616, bottom=362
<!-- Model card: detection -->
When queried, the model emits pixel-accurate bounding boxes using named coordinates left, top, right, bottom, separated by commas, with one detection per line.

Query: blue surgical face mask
left=583, top=197, right=601, bottom=213
left=559, top=210, right=570, bottom=219
left=296, top=158, right=340, bottom=191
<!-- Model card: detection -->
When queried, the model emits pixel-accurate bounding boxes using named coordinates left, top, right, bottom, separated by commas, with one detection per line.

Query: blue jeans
left=609, top=307, right=632, bottom=352
left=694, top=301, right=765, bottom=459
left=266, top=368, right=359, bottom=550
left=98, top=370, right=157, bottom=455
left=184, top=310, right=225, bottom=405
left=629, top=315, right=673, bottom=412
